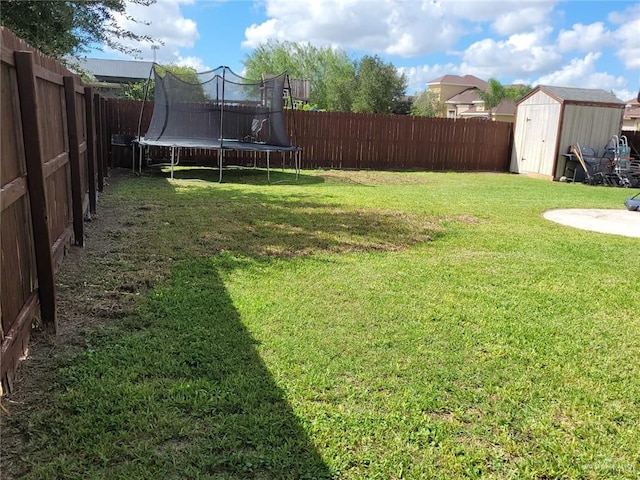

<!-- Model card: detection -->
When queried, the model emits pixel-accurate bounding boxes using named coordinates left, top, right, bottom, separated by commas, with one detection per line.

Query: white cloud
left=556, top=23, right=611, bottom=53
left=611, top=6, right=640, bottom=69
left=534, top=52, right=628, bottom=99
left=398, top=63, right=461, bottom=93
left=459, top=27, right=563, bottom=78
left=106, top=0, right=204, bottom=67
left=175, top=55, right=212, bottom=72
left=243, top=0, right=466, bottom=57
left=241, top=0, right=563, bottom=63
left=491, top=4, right=556, bottom=35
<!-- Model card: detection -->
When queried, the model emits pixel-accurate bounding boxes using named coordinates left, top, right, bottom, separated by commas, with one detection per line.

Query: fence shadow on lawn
left=9, top=256, right=334, bottom=478
left=131, top=258, right=335, bottom=477
left=3, top=168, right=450, bottom=477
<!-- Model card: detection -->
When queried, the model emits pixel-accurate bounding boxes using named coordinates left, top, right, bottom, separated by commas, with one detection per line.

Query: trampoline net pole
left=218, top=149, right=223, bottom=183
left=170, top=146, right=175, bottom=179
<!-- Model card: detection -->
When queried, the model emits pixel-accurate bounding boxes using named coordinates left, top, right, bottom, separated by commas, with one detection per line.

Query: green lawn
left=4, top=168, right=639, bottom=479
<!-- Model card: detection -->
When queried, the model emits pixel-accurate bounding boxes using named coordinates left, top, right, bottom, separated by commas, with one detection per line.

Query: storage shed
left=510, top=85, right=624, bottom=180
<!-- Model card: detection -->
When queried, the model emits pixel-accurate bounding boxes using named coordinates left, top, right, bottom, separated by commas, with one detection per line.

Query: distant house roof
left=521, top=85, right=624, bottom=106
left=624, top=106, right=640, bottom=119
left=427, top=74, right=488, bottom=90
left=457, top=99, right=516, bottom=118
left=72, top=57, right=154, bottom=83
left=445, top=88, right=482, bottom=104
left=490, top=98, right=516, bottom=115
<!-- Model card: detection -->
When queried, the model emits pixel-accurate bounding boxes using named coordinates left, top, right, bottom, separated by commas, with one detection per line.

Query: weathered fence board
left=14, top=50, right=58, bottom=332
left=0, top=27, right=107, bottom=394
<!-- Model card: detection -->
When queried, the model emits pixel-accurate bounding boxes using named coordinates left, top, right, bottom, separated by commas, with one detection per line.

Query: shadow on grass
left=146, top=165, right=325, bottom=186
left=3, top=170, right=450, bottom=478
left=21, top=258, right=333, bottom=478
left=123, top=174, right=445, bottom=260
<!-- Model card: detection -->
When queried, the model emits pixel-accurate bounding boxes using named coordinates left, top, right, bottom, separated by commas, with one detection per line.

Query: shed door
left=514, top=104, right=559, bottom=177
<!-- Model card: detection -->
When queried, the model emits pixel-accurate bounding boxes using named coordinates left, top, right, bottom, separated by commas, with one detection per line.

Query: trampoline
left=136, top=65, right=300, bottom=182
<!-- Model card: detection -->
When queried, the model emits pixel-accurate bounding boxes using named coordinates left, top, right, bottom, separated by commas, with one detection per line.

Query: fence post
left=63, top=76, right=84, bottom=246
left=14, top=51, right=57, bottom=332
left=84, top=87, right=97, bottom=214
left=101, top=97, right=109, bottom=175
left=94, top=93, right=105, bottom=191
left=95, top=95, right=111, bottom=191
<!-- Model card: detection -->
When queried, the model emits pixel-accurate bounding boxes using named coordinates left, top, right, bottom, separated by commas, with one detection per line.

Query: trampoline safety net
left=141, top=66, right=293, bottom=149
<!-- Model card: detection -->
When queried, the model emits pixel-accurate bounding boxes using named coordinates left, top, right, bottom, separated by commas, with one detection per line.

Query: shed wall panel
left=555, top=105, right=624, bottom=178
left=518, top=90, right=558, bottom=107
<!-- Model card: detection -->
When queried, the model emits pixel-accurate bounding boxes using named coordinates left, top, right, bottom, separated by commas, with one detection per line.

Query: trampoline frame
left=135, top=138, right=300, bottom=183
left=135, top=65, right=301, bottom=183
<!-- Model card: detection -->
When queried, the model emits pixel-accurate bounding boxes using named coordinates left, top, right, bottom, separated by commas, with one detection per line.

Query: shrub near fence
left=106, top=100, right=513, bottom=172
left=0, top=27, right=108, bottom=394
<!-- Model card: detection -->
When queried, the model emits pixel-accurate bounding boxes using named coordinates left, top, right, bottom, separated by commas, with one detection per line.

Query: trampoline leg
left=295, top=150, right=300, bottom=180
left=170, top=146, right=175, bottom=179
left=218, top=149, right=223, bottom=183
left=267, top=151, right=271, bottom=183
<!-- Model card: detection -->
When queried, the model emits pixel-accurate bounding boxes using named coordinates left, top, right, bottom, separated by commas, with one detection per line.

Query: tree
left=243, top=40, right=357, bottom=112
left=477, top=78, right=531, bottom=110
left=411, top=90, right=445, bottom=117
left=244, top=43, right=407, bottom=114
left=121, top=65, right=204, bottom=101
left=476, top=78, right=506, bottom=110
left=0, top=0, right=156, bottom=59
left=505, top=84, right=532, bottom=101
left=352, top=55, right=407, bottom=114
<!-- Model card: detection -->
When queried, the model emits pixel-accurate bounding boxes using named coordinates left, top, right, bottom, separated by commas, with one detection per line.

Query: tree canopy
left=410, top=90, right=445, bottom=117
left=243, top=41, right=407, bottom=114
left=477, top=78, right=531, bottom=110
left=352, top=55, right=407, bottom=114
left=121, top=65, right=203, bottom=101
left=244, top=40, right=357, bottom=112
left=0, top=0, right=156, bottom=59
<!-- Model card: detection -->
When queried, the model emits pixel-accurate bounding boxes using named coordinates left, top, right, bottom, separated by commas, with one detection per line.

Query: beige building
left=622, top=98, right=640, bottom=131
left=427, top=74, right=487, bottom=102
left=427, top=74, right=517, bottom=122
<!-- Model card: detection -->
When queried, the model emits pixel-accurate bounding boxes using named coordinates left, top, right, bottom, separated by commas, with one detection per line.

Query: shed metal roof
left=529, top=85, right=624, bottom=105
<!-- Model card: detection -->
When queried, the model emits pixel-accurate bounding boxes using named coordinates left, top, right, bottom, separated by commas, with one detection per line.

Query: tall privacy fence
left=106, top=100, right=514, bottom=172
left=1, top=27, right=109, bottom=393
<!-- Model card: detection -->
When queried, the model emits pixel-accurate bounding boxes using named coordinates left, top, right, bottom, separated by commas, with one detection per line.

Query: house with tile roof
left=426, top=74, right=488, bottom=103
left=426, top=74, right=518, bottom=122
left=622, top=97, right=640, bottom=131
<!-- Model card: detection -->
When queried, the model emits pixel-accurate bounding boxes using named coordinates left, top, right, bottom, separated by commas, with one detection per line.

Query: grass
left=2, top=167, right=639, bottom=479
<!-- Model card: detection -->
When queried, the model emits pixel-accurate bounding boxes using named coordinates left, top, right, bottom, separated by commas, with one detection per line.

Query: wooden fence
left=106, top=100, right=514, bottom=172
left=0, top=27, right=108, bottom=393
left=626, top=131, right=640, bottom=157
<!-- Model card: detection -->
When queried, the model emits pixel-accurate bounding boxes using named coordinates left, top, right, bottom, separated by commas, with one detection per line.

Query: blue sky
left=91, top=0, right=640, bottom=101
